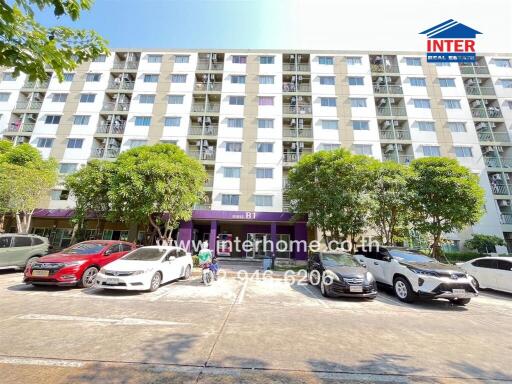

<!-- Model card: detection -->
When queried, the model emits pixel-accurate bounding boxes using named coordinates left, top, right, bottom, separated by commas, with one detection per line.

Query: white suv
left=355, top=247, right=478, bottom=305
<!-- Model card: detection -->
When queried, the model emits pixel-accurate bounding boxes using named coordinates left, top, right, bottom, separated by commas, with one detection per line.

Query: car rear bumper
left=95, top=274, right=150, bottom=291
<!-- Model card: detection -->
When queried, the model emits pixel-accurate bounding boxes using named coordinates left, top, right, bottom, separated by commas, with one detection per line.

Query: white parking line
left=18, top=314, right=190, bottom=327
left=235, top=280, right=248, bottom=305
left=302, top=284, right=329, bottom=308
left=0, top=356, right=84, bottom=368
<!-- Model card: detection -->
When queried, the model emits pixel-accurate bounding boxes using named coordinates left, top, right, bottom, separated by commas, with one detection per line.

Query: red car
left=24, top=240, right=136, bottom=288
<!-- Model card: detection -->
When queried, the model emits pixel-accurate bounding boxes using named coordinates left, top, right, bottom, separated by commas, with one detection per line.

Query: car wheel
left=450, top=298, right=471, bottom=306
left=181, top=265, right=192, bottom=280
left=308, top=271, right=319, bottom=286
left=320, top=279, right=330, bottom=297
left=149, top=272, right=162, bottom=292
left=79, top=267, right=99, bottom=288
left=25, top=256, right=40, bottom=268
left=471, top=277, right=480, bottom=290
left=393, top=277, right=415, bottom=303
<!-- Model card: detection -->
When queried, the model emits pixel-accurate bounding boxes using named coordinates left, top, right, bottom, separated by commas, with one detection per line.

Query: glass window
left=231, top=75, right=246, bottom=84
left=52, top=93, right=67, bottom=102
left=59, top=163, right=78, bottom=174
left=50, top=189, right=69, bottom=200
left=444, top=99, right=461, bottom=109
left=223, top=167, right=241, bottom=178
left=320, top=143, right=340, bottom=151
left=321, top=120, right=338, bottom=129
left=405, top=57, right=422, bottom=66
left=353, top=144, right=372, bottom=155
left=435, top=62, right=451, bottom=67
left=80, top=93, right=95, bottom=103
left=45, top=115, right=61, bottom=124
left=413, top=99, right=431, bottom=108
left=174, top=55, right=190, bottom=63
left=254, top=195, right=273, bottom=207
left=93, top=54, right=107, bottom=62
left=346, top=56, right=362, bottom=65
left=67, top=138, right=84, bottom=149
left=260, top=56, right=275, bottom=64
left=321, top=252, right=360, bottom=267
left=139, top=94, right=155, bottom=104
left=410, top=77, right=426, bottom=87
left=164, top=117, right=181, bottom=126
left=227, top=118, right=244, bottom=128
left=320, top=76, right=335, bottom=85
left=439, top=78, right=456, bottom=87
left=225, top=142, right=242, bottom=152
left=147, top=54, right=162, bottom=63
left=135, top=116, right=151, bottom=126
left=258, top=119, right=274, bottom=128
left=454, top=146, right=473, bottom=158
left=171, top=74, right=187, bottom=83
left=472, top=259, right=496, bottom=268
left=221, top=194, right=240, bottom=205
left=350, top=98, right=367, bottom=108
left=229, top=96, right=244, bottom=105
left=352, top=120, right=369, bottom=130
left=86, top=73, right=101, bottom=82
left=448, top=122, right=466, bottom=132
left=143, top=74, right=159, bottom=83
left=0, top=92, right=10, bottom=102
left=320, top=97, right=336, bottom=107
left=0, top=236, right=12, bottom=248
left=501, top=79, right=512, bottom=88
left=73, top=115, right=90, bottom=125
left=389, top=249, right=435, bottom=263
left=494, top=59, right=511, bottom=68
left=36, top=137, right=54, bottom=148
left=348, top=77, right=364, bottom=86
left=129, top=140, right=147, bottom=148
left=417, top=121, right=435, bottom=131
left=168, top=95, right=184, bottom=104
left=257, top=142, right=273, bottom=152
left=232, top=55, right=247, bottom=64
left=63, top=73, right=74, bottom=81
left=2, top=72, right=16, bottom=81
left=422, top=145, right=441, bottom=157
left=259, top=96, right=274, bottom=106
left=123, top=247, right=167, bottom=261
left=318, top=56, right=334, bottom=65
left=497, top=260, right=512, bottom=270
left=256, top=168, right=273, bottom=178
left=13, top=236, right=32, bottom=247
left=259, top=75, right=274, bottom=84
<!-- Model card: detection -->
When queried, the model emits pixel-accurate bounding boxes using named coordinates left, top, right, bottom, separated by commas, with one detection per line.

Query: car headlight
left=323, top=270, right=340, bottom=282
left=366, top=272, right=375, bottom=282
left=99, top=268, right=106, bottom=274
left=62, top=261, right=85, bottom=267
left=407, top=267, right=439, bottom=277
left=132, top=269, right=152, bottom=276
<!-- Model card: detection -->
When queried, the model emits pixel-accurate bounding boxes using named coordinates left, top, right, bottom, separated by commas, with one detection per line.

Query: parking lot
left=1, top=269, right=512, bottom=384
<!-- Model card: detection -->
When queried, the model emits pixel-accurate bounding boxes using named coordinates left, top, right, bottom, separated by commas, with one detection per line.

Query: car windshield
left=62, top=243, right=107, bottom=255
left=122, top=248, right=167, bottom=261
left=389, top=250, right=435, bottom=263
left=321, top=253, right=360, bottom=267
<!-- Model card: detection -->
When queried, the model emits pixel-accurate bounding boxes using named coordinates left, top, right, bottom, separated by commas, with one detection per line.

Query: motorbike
left=201, top=260, right=218, bottom=286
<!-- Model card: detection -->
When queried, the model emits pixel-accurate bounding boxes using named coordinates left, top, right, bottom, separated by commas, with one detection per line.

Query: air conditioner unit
left=476, top=78, right=482, bottom=84
left=489, top=123, right=497, bottom=128
left=389, top=98, right=396, bottom=104
left=379, top=99, right=387, bottom=106
left=385, top=77, right=392, bottom=83
left=299, top=142, right=305, bottom=148
left=396, top=144, right=404, bottom=152
left=377, top=77, right=384, bottom=84
left=291, top=142, right=297, bottom=149
left=290, top=55, right=295, bottom=62
left=298, top=75, right=303, bottom=81
left=466, top=79, right=475, bottom=86
left=499, top=200, right=510, bottom=207
left=392, top=120, right=399, bottom=127
left=384, top=144, right=395, bottom=153
left=483, top=146, right=494, bottom=154
left=497, top=146, right=504, bottom=153
left=475, top=122, right=486, bottom=130
left=290, top=119, right=296, bottom=126
left=384, top=120, right=392, bottom=128
left=472, top=100, right=482, bottom=107
left=483, top=99, right=489, bottom=105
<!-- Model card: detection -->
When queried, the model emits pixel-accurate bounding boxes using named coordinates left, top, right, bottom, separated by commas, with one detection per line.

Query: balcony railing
left=107, top=81, right=135, bottom=90
left=282, top=128, right=313, bottom=138
left=283, top=149, right=313, bottom=163
left=194, top=82, right=222, bottom=92
left=204, top=177, right=214, bottom=188
left=196, top=61, right=224, bottom=71
left=14, top=101, right=42, bottom=110
left=501, top=213, right=512, bottom=224
left=282, top=104, right=313, bottom=115
left=382, top=154, right=414, bottom=164
left=471, top=108, right=503, bottom=119
left=371, top=64, right=400, bottom=73
left=188, top=124, right=218, bottom=136
left=91, top=147, right=120, bottom=159
left=373, top=84, right=403, bottom=94
left=282, top=63, right=311, bottom=72
left=190, top=103, right=220, bottom=113
left=379, top=130, right=411, bottom=140
left=22, top=80, right=49, bottom=89
left=492, top=184, right=511, bottom=195
left=102, top=102, right=130, bottom=112
left=464, top=86, right=495, bottom=96
left=484, top=157, right=512, bottom=168
left=478, top=131, right=510, bottom=142
left=187, top=149, right=216, bottom=161
left=96, top=122, right=126, bottom=135
left=193, top=203, right=212, bottom=210
left=459, top=65, right=490, bottom=75
left=282, top=83, right=311, bottom=92
left=112, top=61, right=139, bottom=70
left=376, top=106, right=407, bottom=116
left=4, top=123, right=35, bottom=133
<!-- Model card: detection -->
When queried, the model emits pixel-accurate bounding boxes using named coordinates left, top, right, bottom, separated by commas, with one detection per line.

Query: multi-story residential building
left=1, top=50, right=512, bottom=257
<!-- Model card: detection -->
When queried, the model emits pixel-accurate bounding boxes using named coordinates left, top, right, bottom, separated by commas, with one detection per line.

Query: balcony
left=196, top=61, right=224, bottom=71
left=191, top=103, right=220, bottom=113
left=282, top=63, right=311, bottom=72
left=484, top=157, right=512, bottom=168
left=22, top=80, right=49, bottom=89
left=373, top=84, right=403, bottom=94
left=3, top=123, right=35, bottom=133
left=371, top=64, right=400, bottom=74
left=14, top=101, right=42, bottom=110
left=102, top=102, right=130, bottom=112
left=282, top=83, right=311, bottom=92
left=282, top=128, right=313, bottom=138
left=283, top=149, right=313, bottom=164
left=379, top=130, right=411, bottom=140
left=382, top=154, right=414, bottom=164
left=464, top=86, right=495, bottom=96
left=376, top=106, right=407, bottom=117
left=107, top=81, right=135, bottom=91
left=204, top=176, right=214, bottom=188
left=492, top=184, right=511, bottom=195
left=282, top=104, right=313, bottom=115
left=91, top=147, right=120, bottom=159
left=471, top=108, right=503, bottom=119
left=194, top=82, right=222, bottom=92
left=193, top=203, right=212, bottom=210
left=459, top=65, right=490, bottom=75
left=112, top=61, right=139, bottom=70
left=96, top=122, right=126, bottom=135
left=478, top=131, right=510, bottom=142
left=188, top=124, right=218, bottom=136
left=187, top=149, right=216, bottom=161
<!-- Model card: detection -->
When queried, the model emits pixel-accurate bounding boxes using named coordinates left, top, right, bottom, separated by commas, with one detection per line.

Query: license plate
left=32, top=270, right=49, bottom=277
left=453, top=289, right=466, bottom=295
left=106, top=278, right=119, bottom=285
left=349, top=285, right=363, bottom=293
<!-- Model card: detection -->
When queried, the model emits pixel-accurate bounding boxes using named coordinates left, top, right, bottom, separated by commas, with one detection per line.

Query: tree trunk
left=0, top=214, right=5, bottom=233
left=431, top=232, right=442, bottom=260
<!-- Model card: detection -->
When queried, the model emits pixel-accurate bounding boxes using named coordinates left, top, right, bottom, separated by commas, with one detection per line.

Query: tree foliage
left=464, top=234, right=505, bottom=254
left=0, top=0, right=109, bottom=81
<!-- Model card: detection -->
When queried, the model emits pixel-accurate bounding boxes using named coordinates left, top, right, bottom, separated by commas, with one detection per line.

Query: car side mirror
left=361, top=263, right=367, bottom=268
left=383, top=255, right=391, bottom=262
left=104, top=250, right=112, bottom=256
left=168, top=256, right=176, bottom=261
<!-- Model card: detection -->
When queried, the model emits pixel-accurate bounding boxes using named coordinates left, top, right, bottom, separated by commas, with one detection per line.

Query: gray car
left=0, top=234, right=49, bottom=270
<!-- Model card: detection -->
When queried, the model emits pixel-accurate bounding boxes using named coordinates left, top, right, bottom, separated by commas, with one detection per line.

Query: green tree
left=0, top=140, right=58, bottom=233
left=107, top=144, right=207, bottom=244
left=286, top=148, right=377, bottom=252
left=407, top=157, right=485, bottom=260
left=464, top=234, right=505, bottom=254
left=370, top=161, right=412, bottom=245
left=0, top=0, right=109, bottom=82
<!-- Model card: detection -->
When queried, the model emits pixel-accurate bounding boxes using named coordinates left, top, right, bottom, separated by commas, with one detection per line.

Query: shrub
left=192, top=255, right=199, bottom=267
left=444, top=251, right=481, bottom=263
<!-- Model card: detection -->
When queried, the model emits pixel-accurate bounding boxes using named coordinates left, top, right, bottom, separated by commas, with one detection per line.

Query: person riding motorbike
left=198, top=241, right=218, bottom=281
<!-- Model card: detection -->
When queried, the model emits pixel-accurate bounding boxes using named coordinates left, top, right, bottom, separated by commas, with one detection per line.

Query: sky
left=35, top=0, right=512, bottom=52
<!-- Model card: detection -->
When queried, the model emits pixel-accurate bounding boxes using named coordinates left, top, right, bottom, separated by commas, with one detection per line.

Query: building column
left=178, top=221, right=193, bottom=252
left=294, top=222, right=308, bottom=260
left=209, top=220, right=218, bottom=256
left=270, top=222, right=277, bottom=257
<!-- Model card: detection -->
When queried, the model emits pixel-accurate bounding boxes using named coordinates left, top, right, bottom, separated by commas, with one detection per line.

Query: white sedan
left=458, top=257, right=512, bottom=294
left=95, top=246, right=193, bottom=292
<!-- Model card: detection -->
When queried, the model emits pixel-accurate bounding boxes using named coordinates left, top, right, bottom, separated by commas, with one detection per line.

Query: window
left=135, top=116, right=151, bottom=126
left=318, top=56, right=334, bottom=65
left=260, top=56, right=275, bottom=64
left=93, top=54, right=107, bottom=62
left=221, top=194, right=240, bottom=205
left=144, top=74, right=159, bottom=83
left=2, top=72, right=16, bottom=81
left=147, top=54, right=162, bottom=63
left=13, top=236, right=33, bottom=247
left=352, top=120, right=369, bottom=130
left=129, top=140, right=147, bottom=148
left=444, top=99, right=462, bottom=109
left=231, top=75, right=246, bottom=84
left=63, top=73, right=74, bottom=81
left=73, top=115, right=90, bottom=125
left=348, top=77, right=364, bottom=86
left=67, top=138, right=83, bottom=149
left=410, top=77, right=426, bottom=87
left=258, top=119, right=274, bottom=128
left=454, top=146, right=473, bottom=158
left=320, top=76, right=335, bottom=85
left=0, top=236, right=12, bottom=248
left=37, top=137, right=54, bottom=148
left=405, top=57, right=421, bottom=66
left=472, top=259, right=496, bottom=268
left=448, top=122, right=466, bottom=132
left=171, top=74, right=187, bottom=83
left=259, top=96, right=274, bottom=106
left=227, top=118, right=244, bottom=128
left=232, top=55, right=247, bottom=64
left=59, top=163, right=78, bottom=174
left=174, top=55, right=190, bottom=63
left=80, top=93, right=95, bottom=103
left=225, top=142, right=242, bottom=152
left=223, top=167, right=240, bottom=178
left=346, top=56, right=362, bottom=65
left=160, top=140, right=178, bottom=145
left=256, top=168, right=273, bottom=179
left=353, top=144, right=372, bottom=155
left=320, top=97, right=336, bottom=107
left=0, top=92, right=10, bottom=102
left=439, top=78, right=456, bottom=87
left=501, top=79, right=512, bottom=88
left=417, top=121, right=435, bottom=131
left=257, top=142, right=273, bottom=152
left=320, top=143, right=341, bottom=151
left=50, top=189, right=69, bottom=201
left=259, top=75, right=274, bottom=84
left=413, top=99, right=431, bottom=108
left=45, top=115, right=61, bottom=124
left=254, top=195, right=273, bottom=207
left=497, top=259, right=512, bottom=270
left=321, top=120, right=338, bottom=130
left=229, top=96, right=244, bottom=105
left=422, top=145, right=440, bottom=157
left=494, top=59, right=511, bottom=68
left=350, top=98, right=367, bottom=108
left=164, top=117, right=181, bottom=126
left=85, top=73, right=101, bottom=82
left=52, top=93, right=67, bottom=102
left=168, top=95, right=184, bottom=104
left=435, top=62, right=451, bottom=67
left=139, top=94, right=155, bottom=104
